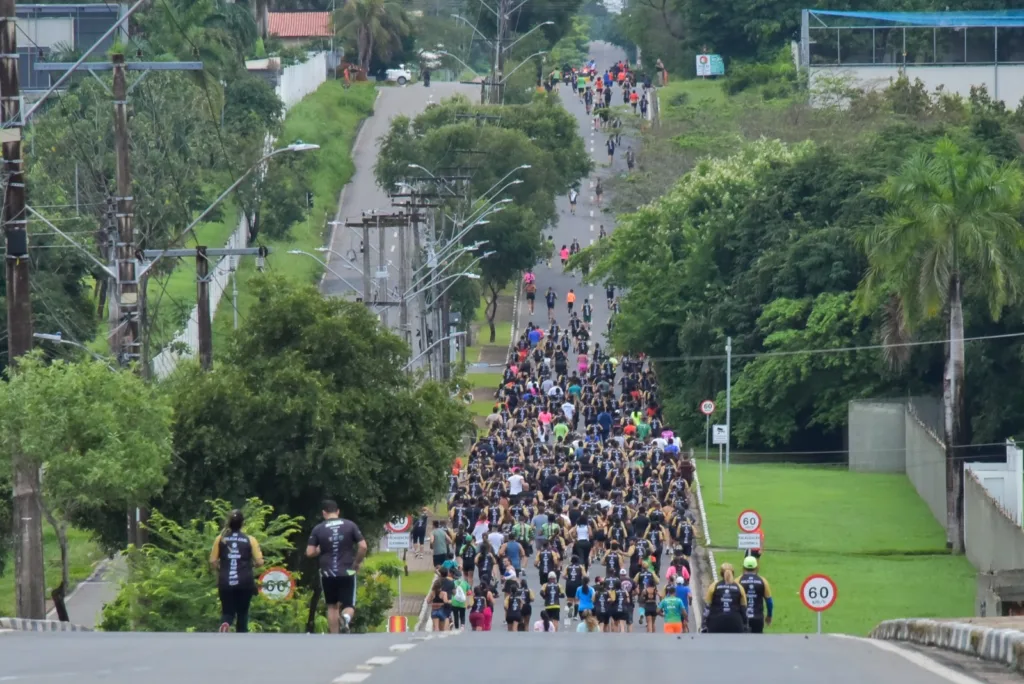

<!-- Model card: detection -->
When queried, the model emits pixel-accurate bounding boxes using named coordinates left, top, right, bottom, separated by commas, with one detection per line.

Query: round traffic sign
left=737, top=509, right=761, bottom=533
left=259, top=567, right=296, bottom=600
left=385, top=516, right=412, bottom=533
left=800, top=574, right=837, bottom=612
left=700, top=400, right=715, bottom=416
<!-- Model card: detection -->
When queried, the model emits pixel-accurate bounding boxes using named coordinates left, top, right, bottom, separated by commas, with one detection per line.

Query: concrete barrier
left=871, top=618, right=1024, bottom=672
left=0, top=618, right=93, bottom=632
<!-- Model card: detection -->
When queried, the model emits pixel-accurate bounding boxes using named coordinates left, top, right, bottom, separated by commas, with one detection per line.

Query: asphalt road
left=320, top=80, right=475, bottom=364
left=0, top=631, right=998, bottom=684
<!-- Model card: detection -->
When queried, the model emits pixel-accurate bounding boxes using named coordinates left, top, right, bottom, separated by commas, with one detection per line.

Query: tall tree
left=334, top=0, right=410, bottom=71
left=857, top=137, right=1024, bottom=552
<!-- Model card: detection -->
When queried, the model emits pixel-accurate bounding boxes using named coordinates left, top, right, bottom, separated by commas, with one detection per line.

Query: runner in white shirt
left=508, top=471, right=525, bottom=496
left=561, top=401, right=575, bottom=422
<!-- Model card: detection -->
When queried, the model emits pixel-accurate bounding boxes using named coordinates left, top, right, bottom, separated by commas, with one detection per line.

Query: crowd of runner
left=407, top=56, right=774, bottom=637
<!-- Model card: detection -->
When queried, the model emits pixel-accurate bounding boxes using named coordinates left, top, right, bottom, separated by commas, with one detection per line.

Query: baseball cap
left=548, top=571, right=557, bottom=579
left=619, top=568, right=627, bottom=576
left=743, top=556, right=758, bottom=570
left=675, top=576, right=685, bottom=585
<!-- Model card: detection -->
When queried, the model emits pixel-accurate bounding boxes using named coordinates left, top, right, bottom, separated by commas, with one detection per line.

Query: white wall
left=809, top=64, right=1024, bottom=108
left=965, top=442, right=1024, bottom=527
left=277, top=51, right=328, bottom=111
left=150, top=215, right=249, bottom=379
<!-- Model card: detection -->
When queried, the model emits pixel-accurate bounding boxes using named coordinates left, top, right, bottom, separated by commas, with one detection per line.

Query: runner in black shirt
left=306, top=499, right=367, bottom=633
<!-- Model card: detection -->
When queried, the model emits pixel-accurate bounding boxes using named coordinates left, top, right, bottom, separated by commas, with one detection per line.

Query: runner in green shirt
left=553, top=422, right=570, bottom=441
left=658, top=594, right=687, bottom=634
left=451, top=573, right=471, bottom=631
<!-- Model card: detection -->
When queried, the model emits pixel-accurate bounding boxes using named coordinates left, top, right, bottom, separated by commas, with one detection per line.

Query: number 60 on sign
left=800, top=574, right=837, bottom=612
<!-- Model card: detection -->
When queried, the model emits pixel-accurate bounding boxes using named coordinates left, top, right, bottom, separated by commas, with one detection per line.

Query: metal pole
left=705, top=415, right=709, bottom=460
left=74, top=163, right=79, bottom=215
left=232, top=269, right=239, bottom=330
left=718, top=444, right=723, bottom=503
left=196, top=246, right=212, bottom=370
left=397, top=573, right=402, bottom=617
left=361, top=221, right=371, bottom=304
left=726, top=336, right=732, bottom=471
left=817, top=611, right=822, bottom=634
left=377, top=215, right=387, bottom=325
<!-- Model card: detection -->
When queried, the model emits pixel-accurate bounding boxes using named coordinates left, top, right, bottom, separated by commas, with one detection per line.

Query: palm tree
left=334, top=0, right=410, bottom=72
left=858, top=136, right=1024, bottom=552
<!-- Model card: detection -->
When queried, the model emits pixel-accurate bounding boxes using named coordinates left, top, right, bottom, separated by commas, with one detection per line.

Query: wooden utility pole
left=361, top=221, right=371, bottom=303
left=2, top=0, right=45, bottom=620
left=111, top=53, right=140, bottom=369
left=141, top=247, right=267, bottom=372
left=196, top=246, right=211, bottom=370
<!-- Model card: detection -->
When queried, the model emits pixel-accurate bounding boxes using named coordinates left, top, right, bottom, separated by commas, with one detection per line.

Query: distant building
left=267, top=12, right=332, bottom=49
left=18, top=3, right=127, bottom=93
left=798, top=10, right=1024, bottom=108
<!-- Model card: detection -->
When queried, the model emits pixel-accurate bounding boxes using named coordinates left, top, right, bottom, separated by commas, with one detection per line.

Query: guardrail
left=871, top=618, right=1024, bottom=672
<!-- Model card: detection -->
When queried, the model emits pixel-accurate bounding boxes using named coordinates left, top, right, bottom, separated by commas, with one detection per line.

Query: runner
left=595, top=179, right=603, bottom=207
left=567, top=289, right=576, bottom=314
left=569, top=188, right=578, bottom=215
left=545, top=287, right=557, bottom=322
left=305, top=500, right=367, bottom=634
left=210, top=509, right=264, bottom=633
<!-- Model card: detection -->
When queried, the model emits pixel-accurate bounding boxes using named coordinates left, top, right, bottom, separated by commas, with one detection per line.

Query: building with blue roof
left=798, top=10, right=1024, bottom=106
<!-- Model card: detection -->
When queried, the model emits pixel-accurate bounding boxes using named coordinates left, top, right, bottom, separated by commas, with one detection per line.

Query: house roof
left=267, top=12, right=331, bottom=39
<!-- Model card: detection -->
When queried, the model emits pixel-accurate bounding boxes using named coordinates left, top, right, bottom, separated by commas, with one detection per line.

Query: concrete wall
left=848, top=400, right=906, bottom=472
left=966, top=471, right=1024, bottom=574
left=905, top=408, right=947, bottom=530
left=809, top=64, right=1024, bottom=108
left=277, top=51, right=327, bottom=111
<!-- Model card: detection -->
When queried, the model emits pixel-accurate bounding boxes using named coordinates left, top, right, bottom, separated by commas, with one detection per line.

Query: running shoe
left=219, top=622, right=230, bottom=633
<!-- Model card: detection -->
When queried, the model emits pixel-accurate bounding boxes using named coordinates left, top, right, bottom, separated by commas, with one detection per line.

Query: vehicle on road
left=384, top=65, right=413, bottom=85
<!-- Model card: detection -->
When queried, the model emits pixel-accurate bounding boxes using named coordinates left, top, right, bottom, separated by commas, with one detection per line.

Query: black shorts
left=594, top=531, right=607, bottom=543
left=614, top=611, right=628, bottom=623
left=506, top=612, right=521, bottom=624
left=321, top=575, right=357, bottom=609
left=545, top=607, right=560, bottom=621
left=462, top=559, right=475, bottom=572
left=749, top=618, right=765, bottom=634
left=527, top=292, right=536, bottom=301
left=522, top=541, right=533, bottom=556
left=412, top=528, right=426, bottom=545
left=432, top=553, right=446, bottom=567
left=565, top=582, right=580, bottom=599
left=597, top=613, right=610, bottom=625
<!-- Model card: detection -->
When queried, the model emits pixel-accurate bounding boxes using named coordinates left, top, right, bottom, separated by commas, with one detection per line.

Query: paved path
left=321, top=82, right=475, bottom=369
left=0, top=630, right=1004, bottom=684
left=44, top=556, right=125, bottom=629
left=488, top=39, right=637, bottom=631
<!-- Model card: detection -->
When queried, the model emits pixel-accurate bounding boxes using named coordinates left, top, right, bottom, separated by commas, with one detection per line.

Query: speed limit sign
left=385, top=516, right=412, bottom=533
left=801, top=574, right=837, bottom=612
left=259, top=567, right=296, bottom=600
left=700, top=400, right=715, bottom=416
left=737, top=509, right=761, bottom=533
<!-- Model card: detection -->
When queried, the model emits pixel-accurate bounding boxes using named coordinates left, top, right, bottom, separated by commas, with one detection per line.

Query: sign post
left=385, top=516, right=413, bottom=615
left=800, top=574, right=838, bottom=634
left=712, top=424, right=728, bottom=502
left=700, top=400, right=715, bottom=461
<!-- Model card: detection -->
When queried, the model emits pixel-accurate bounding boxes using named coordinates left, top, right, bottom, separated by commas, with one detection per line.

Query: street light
left=408, top=272, right=480, bottom=300
left=407, top=163, right=460, bottom=196
left=403, top=331, right=467, bottom=371
left=500, top=51, right=548, bottom=84
left=427, top=252, right=495, bottom=308
left=34, top=332, right=117, bottom=372
left=436, top=49, right=482, bottom=78
left=315, top=246, right=364, bottom=274
left=504, top=22, right=554, bottom=53
left=139, top=142, right=319, bottom=276
left=287, top=250, right=362, bottom=294
left=450, top=14, right=493, bottom=46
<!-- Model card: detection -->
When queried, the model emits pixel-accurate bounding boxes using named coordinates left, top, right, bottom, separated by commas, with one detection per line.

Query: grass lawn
left=211, top=82, right=377, bottom=341
left=466, top=371, right=505, bottom=392
left=0, top=526, right=104, bottom=617
left=375, top=552, right=437, bottom=596
left=470, top=397, right=498, bottom=418
left=696, top=463, right=975, bottom=635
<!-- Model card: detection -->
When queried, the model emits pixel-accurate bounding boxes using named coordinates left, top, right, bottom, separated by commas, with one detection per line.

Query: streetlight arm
left=450, top=15, right=493, bottom=46
left=26, top=206, right=116, bottom=278
left=436, top=50, right=481, bottom=78
left=289, top=250, right=362, bottom=294
left=500, top=51, right=548, bottom=84
left=404, top=332, right=466, bottom=371
left=504, top=22, right=554, bottom=53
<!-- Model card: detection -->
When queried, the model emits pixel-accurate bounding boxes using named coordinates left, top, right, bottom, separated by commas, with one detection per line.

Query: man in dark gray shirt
left=306, top=499, right=367, bottom=633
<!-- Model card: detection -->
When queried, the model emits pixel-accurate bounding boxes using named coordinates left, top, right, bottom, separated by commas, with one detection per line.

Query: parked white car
left=385, top=65, right=412, bottom=85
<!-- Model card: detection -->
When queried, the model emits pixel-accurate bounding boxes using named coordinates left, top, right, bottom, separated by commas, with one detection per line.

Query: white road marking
left=829, top=635, right=985, bottom=684
left=333, top=674, right=371, bottom=684
left=389, top=643, right=417, bottom=652
left=589, top=210, right=594, bottom=217
left=366, top=657, right=397, bottom=666
left=390, top=245, right=396, bottom=252
left=589, top=238, right=595, bottom=245
left=590, top=224, right=594, bottom=231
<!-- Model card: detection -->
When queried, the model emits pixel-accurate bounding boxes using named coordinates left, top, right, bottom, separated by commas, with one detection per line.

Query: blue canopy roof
left=808, top=10, right=1024, bottom=27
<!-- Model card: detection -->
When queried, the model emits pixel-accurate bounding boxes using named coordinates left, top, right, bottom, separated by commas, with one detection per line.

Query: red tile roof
left=268, top=12, right=332, bottom=39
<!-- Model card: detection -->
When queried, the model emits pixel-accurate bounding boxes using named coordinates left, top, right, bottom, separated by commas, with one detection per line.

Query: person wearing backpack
left=450, top=570, right=471, bottom=631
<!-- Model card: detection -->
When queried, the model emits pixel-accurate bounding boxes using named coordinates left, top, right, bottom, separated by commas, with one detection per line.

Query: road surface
left=0, top=630, right=1005, bottom=684
left=321, top=81, right=475, bottom=366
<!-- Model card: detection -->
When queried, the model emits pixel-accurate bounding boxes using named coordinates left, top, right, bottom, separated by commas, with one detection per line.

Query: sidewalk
left=45, top=555, right=125, bottom=629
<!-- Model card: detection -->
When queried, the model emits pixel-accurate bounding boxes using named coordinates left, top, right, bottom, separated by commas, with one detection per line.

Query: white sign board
left=387, top=532, right=411, bottom=549
left=696, top=54, right=711, bottom=77
left=738, top=533, right=762, bottom=549
left=712, top=424, right=728, bottom=445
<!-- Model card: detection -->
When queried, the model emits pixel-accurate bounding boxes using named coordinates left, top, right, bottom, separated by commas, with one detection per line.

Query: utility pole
left=196, top=247, right=211, bottom=369
left=2, top=0, right=45, bottom=620
left=111, top=53, right=140, bottom=370
left=398, top=207, right=410, bottom=348
left=140, top=246, right=268, bottom=372
left=377, top=214, right=387, bottom=325
left=361, top=221, right=371, bottom=303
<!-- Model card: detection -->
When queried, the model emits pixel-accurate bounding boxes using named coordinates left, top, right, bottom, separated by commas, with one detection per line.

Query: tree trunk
left=943, top=273, right=966, bottom=553
left=41, top=503, right=70, bottom=621
left=486, top=284, right=499, bottom=343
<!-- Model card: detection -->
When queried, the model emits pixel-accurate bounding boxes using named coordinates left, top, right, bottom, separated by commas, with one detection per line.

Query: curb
left=693, top=464, right=718, bottom=584
left=871, top=618, right=1024, bottom=672
left=413, top=573, right=437, bottom=633
left=0, top=618, right=93, bottom=632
